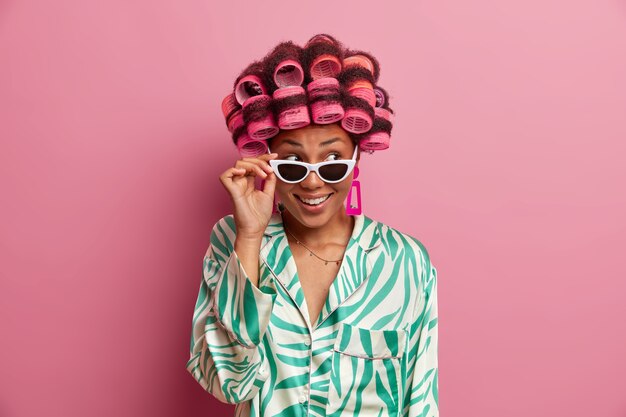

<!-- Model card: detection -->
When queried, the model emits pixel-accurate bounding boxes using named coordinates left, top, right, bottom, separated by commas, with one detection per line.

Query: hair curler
left=237, top=133, right=269, bottom=157
left=221, top=93, right=239, bottom=119
left=375, top=106, right=392, bottom=122
left=273, top=60, right=304, bottom=88
left=306, top=34, right=337, bottom=46
left=222, top=93, right=242, bottom=132
left=347, top=79, right=376, bottom=107
left=374, top=87, right=386, bottom=108
left=310, top=100, right=344, bottom=124
left=309, top=54, right=342, bottom=80
left=273, top=86, right=311, bottom=129
left=341, top=93, right=374, bottom=134
left=307, top=77, right=339, bottom=98
left=234, top=75, right=266, bottom=105
left=359, top=132, right=390, bottom=151
left=344, top=50, right=380, bottom=82
left=358, top=107, right=393, bottom=151
left=242, top=95, right=279, bottom=140
left=227, top=109, right=244, bottom=133
left=342, top=108, right=373, bottom=133
left=343, top=54, right=375, bottom=74
left=307, top=78, right=344, bottom=124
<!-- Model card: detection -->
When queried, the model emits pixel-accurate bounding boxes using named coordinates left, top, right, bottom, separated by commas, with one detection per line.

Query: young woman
left=186, top=34, right=439, bottom=417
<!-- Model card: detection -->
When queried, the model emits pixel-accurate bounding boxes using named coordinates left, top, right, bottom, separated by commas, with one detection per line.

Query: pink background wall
left=1, top=0, right=625, bottom=416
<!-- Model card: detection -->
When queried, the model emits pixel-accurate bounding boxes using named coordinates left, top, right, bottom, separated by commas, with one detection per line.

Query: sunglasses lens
left=319, top=163, right=349, bottom=182
left=277, top=164, right=308, bottom=182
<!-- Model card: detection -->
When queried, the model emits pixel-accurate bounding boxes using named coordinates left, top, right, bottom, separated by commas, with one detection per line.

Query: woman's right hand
left=219, top=153, right=279, bottom=240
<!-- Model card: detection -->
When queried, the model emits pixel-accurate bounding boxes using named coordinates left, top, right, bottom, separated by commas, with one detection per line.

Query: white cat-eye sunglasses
left=266, top=145, right=358, bottom=184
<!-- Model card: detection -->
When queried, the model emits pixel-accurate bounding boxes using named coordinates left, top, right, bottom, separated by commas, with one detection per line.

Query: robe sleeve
left=185, top=215, right=276, bottom=404
left=404, top=258, right=439, bottom=417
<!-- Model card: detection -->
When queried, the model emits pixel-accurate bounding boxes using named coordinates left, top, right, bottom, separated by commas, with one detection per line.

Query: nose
left=300, top=170, right=324, bottom=189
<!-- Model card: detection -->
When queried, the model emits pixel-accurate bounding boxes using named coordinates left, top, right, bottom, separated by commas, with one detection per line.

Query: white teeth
left=297, top=194, right=331, bottom=205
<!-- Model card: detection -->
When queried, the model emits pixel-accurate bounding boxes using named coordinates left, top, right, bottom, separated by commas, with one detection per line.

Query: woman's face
left=269, top=123, right=359, bottom=229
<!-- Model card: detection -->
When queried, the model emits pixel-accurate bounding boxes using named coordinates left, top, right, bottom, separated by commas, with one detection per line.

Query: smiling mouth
left=294, top=193, right=333, bottom=206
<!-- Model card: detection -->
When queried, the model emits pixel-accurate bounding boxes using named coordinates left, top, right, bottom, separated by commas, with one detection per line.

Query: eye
left=282, top=152, right=341, bottom=161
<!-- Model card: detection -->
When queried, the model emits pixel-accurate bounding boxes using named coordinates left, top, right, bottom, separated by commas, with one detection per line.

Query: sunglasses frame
left=267, top=144, right=358, bottom=184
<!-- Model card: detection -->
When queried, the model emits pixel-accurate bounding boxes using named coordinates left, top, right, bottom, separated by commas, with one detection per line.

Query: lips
left=294, top=193, right=332, bottom=200
left=293, top=193, right=333, bottom=212
left=295, top=193, right=332, bottom=205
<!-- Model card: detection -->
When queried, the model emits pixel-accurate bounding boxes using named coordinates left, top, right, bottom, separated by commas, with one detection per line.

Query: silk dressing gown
left=186, top=212, right=439, bottom=417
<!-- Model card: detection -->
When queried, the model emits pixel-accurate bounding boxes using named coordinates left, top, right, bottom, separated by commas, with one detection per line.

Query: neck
left=282, top=208, right=354, bottom=248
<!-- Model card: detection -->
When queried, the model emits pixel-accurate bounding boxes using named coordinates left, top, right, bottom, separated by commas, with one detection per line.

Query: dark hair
left=222, top=33, right=394, bottom=157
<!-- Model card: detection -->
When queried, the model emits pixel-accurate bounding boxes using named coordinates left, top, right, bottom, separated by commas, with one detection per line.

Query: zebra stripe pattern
left=186, top=212, right=438, bottom=416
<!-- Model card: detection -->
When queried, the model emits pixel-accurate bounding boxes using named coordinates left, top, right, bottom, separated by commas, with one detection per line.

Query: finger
left=219, top=168, right=244, bottom=194
left=239, top=156, right=275, bottom=174
left=220, top=167, right=246, bottom=183
left=242, top=152, right=277, bottom=160
left=241, top=153, right=278, bottom=169
left=254, top=153, right=278, bottom=161
left=234, top=161, right=268, bottom=178
left=262, top=171, right=277, bottom=197
left=219, top=166, right=255, bottom=192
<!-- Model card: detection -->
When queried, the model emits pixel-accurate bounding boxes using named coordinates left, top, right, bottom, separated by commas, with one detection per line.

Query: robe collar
left=259, top=211, right=383, bottom=330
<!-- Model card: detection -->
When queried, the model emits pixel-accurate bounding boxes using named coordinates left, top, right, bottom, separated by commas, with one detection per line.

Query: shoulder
left=365, top=215, right=432, bottom=262
left=364, top=215, right=436, bottom=287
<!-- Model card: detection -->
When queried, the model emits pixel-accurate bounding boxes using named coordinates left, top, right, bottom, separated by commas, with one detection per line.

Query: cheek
left=333, top=174, right=354, bottom=195
left=275, top=182, right=292, bottom=199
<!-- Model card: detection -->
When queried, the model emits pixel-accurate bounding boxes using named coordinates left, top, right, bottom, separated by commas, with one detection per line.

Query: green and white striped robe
left=186, top=212, right=439, bottom=417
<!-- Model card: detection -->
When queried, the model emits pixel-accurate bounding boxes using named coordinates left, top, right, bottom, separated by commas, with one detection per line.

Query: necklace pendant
left=325, top=261, right=328, bottom=265
left=336, top=261, right=340, bottom=265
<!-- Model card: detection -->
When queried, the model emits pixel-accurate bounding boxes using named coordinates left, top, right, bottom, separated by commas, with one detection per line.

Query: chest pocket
left=326, top=322, right=407, bottom=417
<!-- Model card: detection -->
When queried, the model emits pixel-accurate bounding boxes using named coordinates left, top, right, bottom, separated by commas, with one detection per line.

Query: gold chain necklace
left=284, top=226, right=344, bottom=266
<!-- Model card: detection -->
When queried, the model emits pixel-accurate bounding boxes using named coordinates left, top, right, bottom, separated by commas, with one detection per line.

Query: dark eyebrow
left=281, top=137, right=341, bottom=148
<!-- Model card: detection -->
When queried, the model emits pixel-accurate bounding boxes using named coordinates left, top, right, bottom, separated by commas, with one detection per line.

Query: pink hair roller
left=310, top=101, right=344, bottom=124
left=342, top=108, right=373, bottom=134
left=310, top=54, right=342, bottom=80
left=237, top=133, right=269, bottom=157
left=343, top=54, right=375, bottom=74
left=307, top=78, right=344, bottom=124
left=347, top=80, right=376, bottom=107
left=272, top=86, right=311, bottom=130
left=306, top=34, right=336, bottom=46
left=307, top=78, right=339, bottom=98
left=374, top=107, right=393, bottom=122
left=221, top=93, right=239, bottom=119
left=227, top=109, right=244, bottom=133
left=243, top=95, right=279, bottom=140
left=374, top=88, right=386, bottom=108
left=359, top=132, right=390, bottom=151
left=274, top=59, right=305, bottom=87
left=359, top=107, right=393, bottom=151
left=234, top=75, right=266, bottom=105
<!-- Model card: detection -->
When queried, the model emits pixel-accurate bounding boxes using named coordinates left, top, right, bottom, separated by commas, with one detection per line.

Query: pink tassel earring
left=346, top=166, right=362, bottom=215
